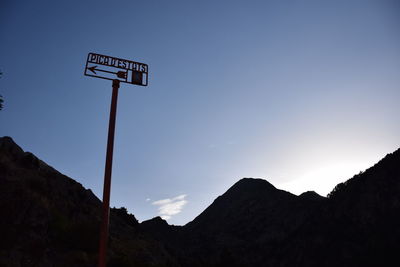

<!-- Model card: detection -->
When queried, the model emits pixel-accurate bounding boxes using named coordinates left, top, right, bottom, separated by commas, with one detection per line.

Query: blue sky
left=1, top=0, right=399, bottom=225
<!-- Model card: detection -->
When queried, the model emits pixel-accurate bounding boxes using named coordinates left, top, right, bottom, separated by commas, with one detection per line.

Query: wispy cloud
left=152, top=194, right=187, bottom=220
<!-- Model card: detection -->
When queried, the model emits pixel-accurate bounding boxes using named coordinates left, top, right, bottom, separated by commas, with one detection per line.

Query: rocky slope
left=172, top=148, right=400, bottom=267
left=1, top=136, right=399, bottom=266
left=0, top=137, right=176, bottom=267
left=143, top=149, right=400, bottom=267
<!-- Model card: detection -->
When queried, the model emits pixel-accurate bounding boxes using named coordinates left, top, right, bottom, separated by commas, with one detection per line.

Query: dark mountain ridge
left=174, top=149, right=400, bottom=267
left=1, top=136, right=399, bottom=266
left=0, top=137, right=176, bottom=267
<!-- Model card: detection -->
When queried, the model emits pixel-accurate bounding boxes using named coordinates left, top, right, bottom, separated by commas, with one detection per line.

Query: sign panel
left=84, top=52, right=148, bottom=86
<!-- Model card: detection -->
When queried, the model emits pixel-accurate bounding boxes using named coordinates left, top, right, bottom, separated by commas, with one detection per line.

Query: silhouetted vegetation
left=111, top=207, right=139, bottom=227
left=0, top=70, right=4, bottom=110
left=1, top=136, right=399, bottom=266
left=49, top=208, right=100, bottom=252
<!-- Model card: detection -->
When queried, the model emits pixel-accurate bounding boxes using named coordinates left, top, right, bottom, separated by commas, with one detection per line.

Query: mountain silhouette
left=1, top=136, right=399, bottom=266
left=0, top=137, right=176, bottom=267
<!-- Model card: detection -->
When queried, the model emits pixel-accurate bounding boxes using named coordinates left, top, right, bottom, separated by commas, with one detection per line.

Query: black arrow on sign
left=87, top=65, right=127, bottom=79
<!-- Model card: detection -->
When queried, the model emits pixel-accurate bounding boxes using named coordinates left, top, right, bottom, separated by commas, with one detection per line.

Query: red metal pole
left=98, top=79, right=120, bottom=267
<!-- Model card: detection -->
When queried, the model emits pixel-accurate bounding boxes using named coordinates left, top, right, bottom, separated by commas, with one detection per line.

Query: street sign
left=84, top=52, right=148, bottom=86
left=84, top=52, right=149, bottom=267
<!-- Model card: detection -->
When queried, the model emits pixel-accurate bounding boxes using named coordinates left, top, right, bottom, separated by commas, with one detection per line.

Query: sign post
left=84, top=52, right=148, bottom=267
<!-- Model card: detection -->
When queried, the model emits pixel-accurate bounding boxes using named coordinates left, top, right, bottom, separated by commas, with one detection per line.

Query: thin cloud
left=152, top=194, right=187, bottom=220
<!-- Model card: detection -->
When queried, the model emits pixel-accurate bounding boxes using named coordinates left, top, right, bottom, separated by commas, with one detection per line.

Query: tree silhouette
left=0, top=70, right=3, bottom=110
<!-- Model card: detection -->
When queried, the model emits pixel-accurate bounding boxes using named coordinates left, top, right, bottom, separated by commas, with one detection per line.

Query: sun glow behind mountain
left=277, top=160, right=373, bottom=196
left=271, top=142, right=394, bottom=197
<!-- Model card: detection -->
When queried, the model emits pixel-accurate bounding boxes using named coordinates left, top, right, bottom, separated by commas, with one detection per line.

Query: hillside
left=1, top=136, right=399, bottom=266
left=0, top=137, right=176, bottom=267
left=172, top=149, right=400, bottom=266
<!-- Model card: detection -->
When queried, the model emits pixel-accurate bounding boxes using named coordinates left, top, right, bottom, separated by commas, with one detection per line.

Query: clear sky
left=1, top=0, right=399, bottom=225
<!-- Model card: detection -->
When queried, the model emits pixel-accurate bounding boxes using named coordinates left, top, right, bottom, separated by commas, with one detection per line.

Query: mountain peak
left=235, top=177, right=275, bottom=186
left=186, top=177, right=295, bottom=231
left=140, top=216, right=171, bottom=235
left=0, top=136, right=58, bottom=173
left=0, top=136, right=24, bottom=159
left=299, top=191, right=325, bottom=200
left=142, top=216, right=168, bottom=226
left=228, top=177, right=277, bottom=194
